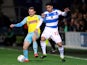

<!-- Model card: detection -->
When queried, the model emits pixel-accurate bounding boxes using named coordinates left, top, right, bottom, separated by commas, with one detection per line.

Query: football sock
left=23, top=50, right=28, bottom=59
left=40, top=41, right=46, bottom=55
left=33, top=41, right=38, bottom=54
left=58, top=46, right=64, bottom=59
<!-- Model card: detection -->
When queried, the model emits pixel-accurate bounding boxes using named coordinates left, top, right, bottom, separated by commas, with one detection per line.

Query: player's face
left=46, top=5, right=53, bottom=12
left=28, top=9, right=36, bottom=16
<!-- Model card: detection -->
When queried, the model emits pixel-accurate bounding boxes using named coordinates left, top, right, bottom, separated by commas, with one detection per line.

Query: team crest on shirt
left=54, top=12, right=58, bottom=15
left=29, top=20, right=37, bottom=24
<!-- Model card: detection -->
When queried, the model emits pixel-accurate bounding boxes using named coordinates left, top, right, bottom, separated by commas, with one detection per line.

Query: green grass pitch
left=0, top=47, right=87, bottom=65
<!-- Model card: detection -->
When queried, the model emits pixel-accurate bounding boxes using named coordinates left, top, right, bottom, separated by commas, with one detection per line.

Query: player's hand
left=10, top=24, right=15, bottom=28
left=41, top=13, right=45, bottom=18
left=64, top=8, right=70, bottom=12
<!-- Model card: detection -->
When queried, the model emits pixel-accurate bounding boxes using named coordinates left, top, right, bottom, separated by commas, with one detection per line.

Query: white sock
left=40, top=41, right=46, bottom=55
left=58, top=46, right=64, bottom=59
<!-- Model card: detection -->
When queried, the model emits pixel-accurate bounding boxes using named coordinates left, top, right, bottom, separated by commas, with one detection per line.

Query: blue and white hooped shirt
left=43, top=9, right=66, bottom=28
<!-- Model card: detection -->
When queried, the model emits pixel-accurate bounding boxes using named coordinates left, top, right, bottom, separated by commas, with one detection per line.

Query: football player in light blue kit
left=39, top=2, right=70, bottom=62
left=10, top=7, right=43, bottom=62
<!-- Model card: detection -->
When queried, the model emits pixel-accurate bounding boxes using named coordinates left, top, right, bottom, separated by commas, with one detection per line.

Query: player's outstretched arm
left=10, top=17, right=27, bottom=28
left=64, top=8, right=70, bottom=13
left=10, top=24, right=15, bottom=28
left=57, top=8, right=70, bottom=16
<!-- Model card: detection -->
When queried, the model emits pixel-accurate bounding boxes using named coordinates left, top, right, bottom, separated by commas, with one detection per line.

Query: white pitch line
left=0, top=47, right=21, bottom=51
left=48, top=53, right=87, bottom=61
left=65, top=55, right=87, bottom=61
left=0, top=47, right=87, bottom=61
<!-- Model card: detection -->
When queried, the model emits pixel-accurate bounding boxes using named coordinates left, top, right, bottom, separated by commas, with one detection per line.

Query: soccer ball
left=17, top=55, right=25, bottom=62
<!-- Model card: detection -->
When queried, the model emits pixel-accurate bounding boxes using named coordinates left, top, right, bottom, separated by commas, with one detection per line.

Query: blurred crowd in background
left=57, top=0, right=87, bottom=32
left=0, top=0, right=87, bottom=46
left=0, top=0, right=87, bottom=34
left=51, top=0, right=87, bottom=32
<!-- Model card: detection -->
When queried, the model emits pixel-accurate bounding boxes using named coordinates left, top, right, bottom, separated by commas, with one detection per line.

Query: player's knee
left=23, top=46, right=27, bottom=50
left=23, top=43, right=29, bottom=50
left=57, top=42, right=62, bottom=47
left=41, top=37, right=46, bottom=41
left=32, top=37, right=37, bottom=42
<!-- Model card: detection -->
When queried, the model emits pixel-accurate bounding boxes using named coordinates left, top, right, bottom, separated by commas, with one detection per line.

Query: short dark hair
left=28, top=7, right=35, bottom=11
left=45, top=2, right=53, bottom=6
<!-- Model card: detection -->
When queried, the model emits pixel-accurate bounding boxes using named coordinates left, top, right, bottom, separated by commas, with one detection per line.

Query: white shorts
left=41, top=27, right=62, bottom=43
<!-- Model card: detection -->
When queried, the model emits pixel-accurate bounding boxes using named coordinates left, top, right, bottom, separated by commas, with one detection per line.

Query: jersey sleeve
left=42, top=11, right=47, bottom=23
left=14, top=17, right=27, bottom=27
left=56, top=10, right=67, bottom=16
left=36, top=15, right=43, bottom=29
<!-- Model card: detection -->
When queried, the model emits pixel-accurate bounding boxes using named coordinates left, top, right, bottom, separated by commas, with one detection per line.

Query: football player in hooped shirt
left=39, top=3, right=70, bottom=62
left=10, top=7, right=43, bottom=62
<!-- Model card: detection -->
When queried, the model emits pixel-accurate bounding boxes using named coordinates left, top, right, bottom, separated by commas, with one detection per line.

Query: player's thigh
left=32, top=33, right=40, bottom=41
left=41, top=34, right=50, bottom=41
left=41, top=29, right=51, bottom=41
left=51, top=33, right=62, bottom=44
left=24, top=33, right=33, bottom=43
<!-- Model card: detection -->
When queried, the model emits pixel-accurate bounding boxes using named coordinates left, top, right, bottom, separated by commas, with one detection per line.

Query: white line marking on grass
left=0, top=47, right=21, bottom=51
left=48, top=53, right=87, bottom=61
left=65, top=55, right=87, bottom=61
left=0, top=47, right=87, bottom=61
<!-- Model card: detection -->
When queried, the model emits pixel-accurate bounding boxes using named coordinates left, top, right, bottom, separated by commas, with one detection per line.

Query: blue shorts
left=24, top=32, right=40, bottom=44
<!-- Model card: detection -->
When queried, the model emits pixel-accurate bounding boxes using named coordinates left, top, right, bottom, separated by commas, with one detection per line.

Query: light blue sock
left=33, top=41, right=38, bottom=54
left=23, top=50, right=28, bottom=59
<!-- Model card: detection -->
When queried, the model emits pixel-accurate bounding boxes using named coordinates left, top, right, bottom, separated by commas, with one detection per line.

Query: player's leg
left=49, top=39, right=56, bottom=53
left=51, top=31, right=65, bottom=62
left=32, top=33, right=39, bottom=57
left=40, top=27, right=51, bottom=59
left=57, top=42, right=65, bottom=62
left=40, top=37, right=47, bottom=59
left=23, top=41, right=30, bottom=62
left=23, top=33, right=32, bottom=62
